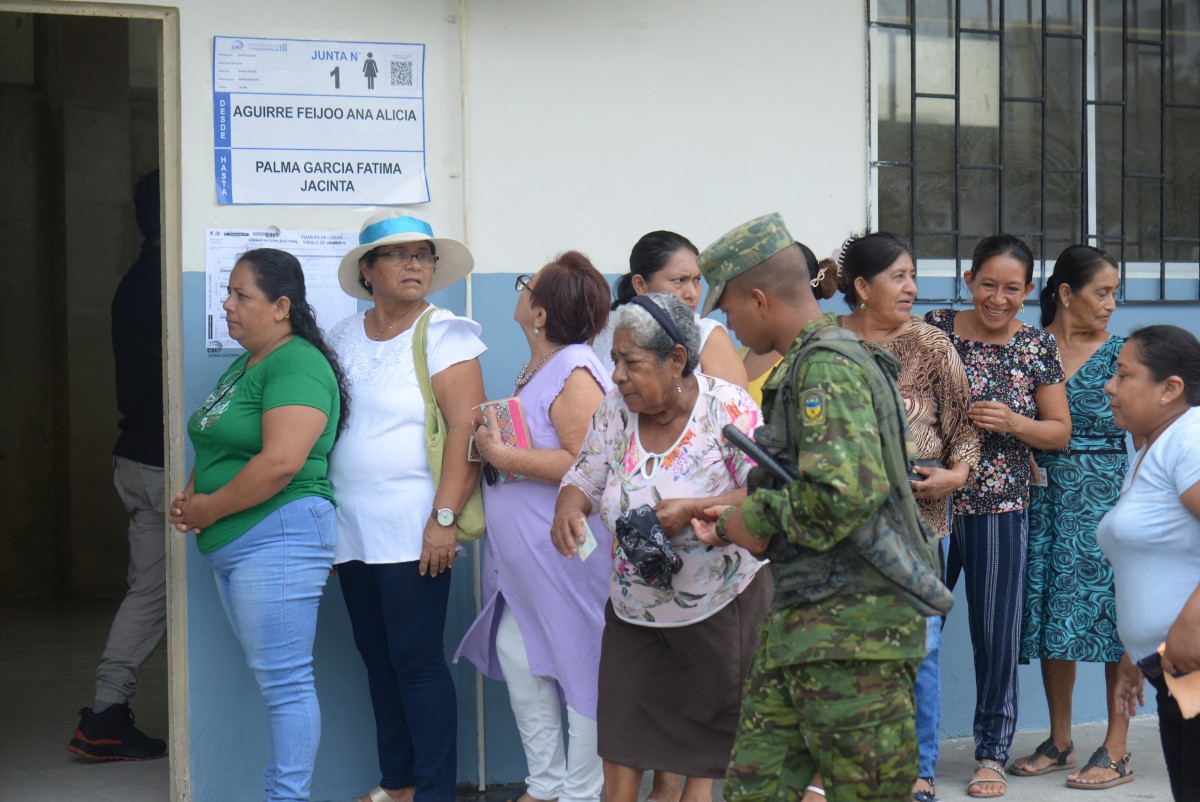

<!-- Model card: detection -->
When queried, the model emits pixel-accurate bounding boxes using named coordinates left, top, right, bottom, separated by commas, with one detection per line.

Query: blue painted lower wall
left=182, top=273, right=525, bottom=802
left=183, top=270, right=1197, bottom=799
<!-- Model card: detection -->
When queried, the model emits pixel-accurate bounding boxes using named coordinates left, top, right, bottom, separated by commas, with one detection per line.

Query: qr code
left=390, top=58, right=413, bottom=87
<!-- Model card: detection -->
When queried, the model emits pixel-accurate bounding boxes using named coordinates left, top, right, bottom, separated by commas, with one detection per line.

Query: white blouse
left=327, top=308, right=486, bottom=564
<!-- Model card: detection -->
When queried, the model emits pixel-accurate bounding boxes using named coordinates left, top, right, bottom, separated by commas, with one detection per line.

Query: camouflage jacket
left=741, top=314, right=948, bottom=665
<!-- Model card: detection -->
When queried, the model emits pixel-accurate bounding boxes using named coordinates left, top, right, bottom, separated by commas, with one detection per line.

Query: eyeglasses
left=515, top=274, right=532, bottom=292
left=376, top=250, right=438, bottom=268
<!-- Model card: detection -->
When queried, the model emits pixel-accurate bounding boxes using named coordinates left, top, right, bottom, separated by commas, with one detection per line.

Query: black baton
left=722, top=425, right=799, bottom=484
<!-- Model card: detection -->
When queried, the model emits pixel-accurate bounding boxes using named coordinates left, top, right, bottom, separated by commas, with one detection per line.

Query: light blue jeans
left=914, top=613, right=942, bottom=780
left=204, top=496, right=337, bottom=802
left=914, top=537, right=947, bottom=781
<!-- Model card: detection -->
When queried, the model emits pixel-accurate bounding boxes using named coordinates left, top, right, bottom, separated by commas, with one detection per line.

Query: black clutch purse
left=907, top=459, right=946, bottom=482
left=614, top=505, right=683, bottom=590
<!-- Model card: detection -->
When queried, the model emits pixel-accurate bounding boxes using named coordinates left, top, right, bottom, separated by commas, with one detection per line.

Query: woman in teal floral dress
left=1013, top=246, right=1134, bottom=791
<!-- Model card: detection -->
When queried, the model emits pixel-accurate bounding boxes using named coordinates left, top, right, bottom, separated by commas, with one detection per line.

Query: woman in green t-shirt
left=170, top=248, right=349, bottom=802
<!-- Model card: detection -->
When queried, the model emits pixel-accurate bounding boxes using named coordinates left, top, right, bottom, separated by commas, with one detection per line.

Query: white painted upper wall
left=91, top=0, right=867, bottom=274
left=462, top=0, right=868, bottom=273
left=130, top=0, right=467, bottom=270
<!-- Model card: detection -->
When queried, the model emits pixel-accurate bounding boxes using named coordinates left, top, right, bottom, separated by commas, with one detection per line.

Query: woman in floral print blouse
left=925, top=234, right=1071, bottom=799
left=552, top=292, right=772, bottom=802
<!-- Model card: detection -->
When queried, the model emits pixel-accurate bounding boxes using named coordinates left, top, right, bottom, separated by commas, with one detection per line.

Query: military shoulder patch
left=803, top=390, right=826, bottom=426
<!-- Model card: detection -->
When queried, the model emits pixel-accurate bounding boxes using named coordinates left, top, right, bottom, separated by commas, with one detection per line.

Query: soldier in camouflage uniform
left=692, top=213, right=951, bottom=802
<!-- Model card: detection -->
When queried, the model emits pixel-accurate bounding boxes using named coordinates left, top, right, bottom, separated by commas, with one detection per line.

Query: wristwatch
left=432, top=507, right=457, bottom=527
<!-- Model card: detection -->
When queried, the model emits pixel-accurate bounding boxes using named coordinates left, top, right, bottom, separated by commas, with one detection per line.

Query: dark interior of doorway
left=1, top=12, right=162, bottom=601
left=0, top=11, right=169, bottom=798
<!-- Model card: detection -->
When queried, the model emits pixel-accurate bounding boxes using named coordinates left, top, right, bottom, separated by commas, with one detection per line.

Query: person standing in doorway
left=69, top=169, right=168, bottom=762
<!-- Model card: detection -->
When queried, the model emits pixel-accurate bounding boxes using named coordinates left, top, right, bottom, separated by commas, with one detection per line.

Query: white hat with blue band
left=338, top=211, right=474, bottom=301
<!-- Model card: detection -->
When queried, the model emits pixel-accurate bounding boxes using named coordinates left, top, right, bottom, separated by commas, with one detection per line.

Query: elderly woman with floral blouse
left=551, top=292, right=771, bottom=802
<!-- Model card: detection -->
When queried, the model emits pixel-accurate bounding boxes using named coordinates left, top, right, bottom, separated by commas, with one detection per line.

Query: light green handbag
left=413, top=307, right=486, bottom=543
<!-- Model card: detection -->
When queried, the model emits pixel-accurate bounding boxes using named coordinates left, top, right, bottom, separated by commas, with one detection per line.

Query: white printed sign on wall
left=213, top=36, right=428, bottom=205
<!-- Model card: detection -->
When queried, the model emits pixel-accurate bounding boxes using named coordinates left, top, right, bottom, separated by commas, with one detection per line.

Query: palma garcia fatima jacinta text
left=253, top=160, right=406, bottom=193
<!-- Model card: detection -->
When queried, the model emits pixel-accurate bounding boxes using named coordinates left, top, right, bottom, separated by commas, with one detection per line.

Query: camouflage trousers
left=725, top=651, right=919, bottom=802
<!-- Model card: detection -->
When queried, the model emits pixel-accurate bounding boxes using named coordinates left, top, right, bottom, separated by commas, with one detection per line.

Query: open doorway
left=0, top=5, right=184, bottom=800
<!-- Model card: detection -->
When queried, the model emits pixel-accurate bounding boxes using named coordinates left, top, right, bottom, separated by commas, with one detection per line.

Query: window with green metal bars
left=868, top=0, right=1200, bottom=304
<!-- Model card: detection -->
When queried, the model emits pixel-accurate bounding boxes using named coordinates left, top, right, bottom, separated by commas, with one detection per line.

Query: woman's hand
left=654, top=498, right=703, bottom=536
left=170, top=490, right=216, bottom=534
left=692, top=504, right=732, bottom=547
left=976, top=381, right=1070, bottom=451
left=910, top=463, right=969, bottom=501
left=968, top=400, right=1025, bottom=435
left=472, top=405, right=508, bottom=467
left=420, top=518, right=457, bottom=577
left=1163, top=602, right=1200, bottom=675
left=1114, top=654, right=1146, bottom=720
left=550, top=509, right=589, bottom=558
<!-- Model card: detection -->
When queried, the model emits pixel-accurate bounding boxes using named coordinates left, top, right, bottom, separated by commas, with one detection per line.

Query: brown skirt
left=596, top=569, right=774, bottom=777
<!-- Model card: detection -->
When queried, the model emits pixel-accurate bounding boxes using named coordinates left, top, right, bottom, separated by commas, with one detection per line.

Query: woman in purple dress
left=456, top=251, right=614, bottom=802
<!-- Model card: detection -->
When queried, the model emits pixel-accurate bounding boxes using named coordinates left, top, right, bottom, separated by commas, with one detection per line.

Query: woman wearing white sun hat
left=327, top=211, right=486, bottom=802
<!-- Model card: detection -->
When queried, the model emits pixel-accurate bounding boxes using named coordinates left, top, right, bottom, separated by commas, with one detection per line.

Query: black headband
left=628, top=295, right=689, bottom=354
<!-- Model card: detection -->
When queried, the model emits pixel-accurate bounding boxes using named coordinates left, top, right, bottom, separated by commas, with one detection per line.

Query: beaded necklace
left=515, top=344, right=566, bottom=387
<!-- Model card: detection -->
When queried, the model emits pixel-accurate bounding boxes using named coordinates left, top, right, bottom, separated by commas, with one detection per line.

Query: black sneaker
left=68, top=703, right=167, bottom=761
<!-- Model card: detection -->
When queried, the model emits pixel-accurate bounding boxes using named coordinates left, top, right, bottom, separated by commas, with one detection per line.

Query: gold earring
left=1064, top=300, right=1070, bottom=309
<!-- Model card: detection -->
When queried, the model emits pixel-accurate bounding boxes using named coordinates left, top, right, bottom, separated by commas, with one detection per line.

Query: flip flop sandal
left=967, top=761, right=1008, bottom=799
left=1065, top=747, right=1134, bottom=791
left=804, top=786, right=825, bottom=798
left=1009, top=737, right=1075, bottom=776
left=912, top=776, right=938, bottom=802
left=363, top=789, right=398, bottom=802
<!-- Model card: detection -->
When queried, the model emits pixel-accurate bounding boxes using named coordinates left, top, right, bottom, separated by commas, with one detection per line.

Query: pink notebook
left=481, top=397, right=531, bottom=483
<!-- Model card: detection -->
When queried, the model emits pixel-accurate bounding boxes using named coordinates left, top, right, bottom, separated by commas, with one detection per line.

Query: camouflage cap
left=698, top=212, right=795, bottom=316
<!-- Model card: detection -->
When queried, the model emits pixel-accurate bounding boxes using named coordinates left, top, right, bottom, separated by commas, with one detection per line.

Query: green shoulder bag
left=413, top=308, right=486, bottom=543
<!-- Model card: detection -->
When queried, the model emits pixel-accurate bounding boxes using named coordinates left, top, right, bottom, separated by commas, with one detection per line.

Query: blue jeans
left=914, top=614, right=942, bottom=779
left=204, top=497, right=337, bottom=802
left=914, top=538, right=947, bottom=780
left=338, top=560, right=457, bottom=802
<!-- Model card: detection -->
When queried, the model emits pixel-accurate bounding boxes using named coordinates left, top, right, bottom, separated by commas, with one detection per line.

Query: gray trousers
left=95, top=456, right=168, bottom=706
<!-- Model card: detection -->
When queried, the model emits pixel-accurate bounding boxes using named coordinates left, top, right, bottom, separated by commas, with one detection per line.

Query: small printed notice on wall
left=213, top=36, right=428, bottom=205
left=205, top=228, right=358, bottom=354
